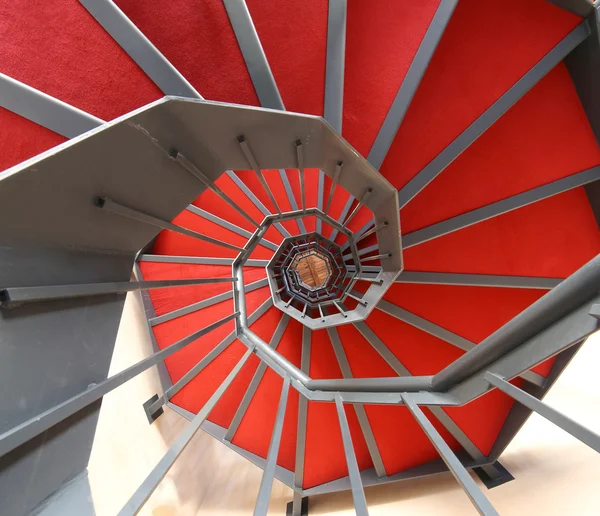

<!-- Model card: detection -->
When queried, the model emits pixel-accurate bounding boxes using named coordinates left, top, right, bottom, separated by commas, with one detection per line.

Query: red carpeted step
left=404, top=188, right=600, bottom=277
left=322, top=0, right=442, bottom=239
left=364, top=310, right=464, bottom=375
left=246, top=0, right=327, bottom=211
left=382, top=283, right=555, bottom=376
left=335, top=323, right=463, bottom=475
left=0, top=0, right=161, bottom=120
left=380, top=0, right=583, bottom=188
left=213, top=173, right=287, bottom=245
left=152, top=206, right=278, bottom=261
left=139, top=262, right=266, bottom=317
left=442, top=377, right=525, bottom=456
left=0, top=109, right=66, bottom=171
left=231, top=317, right=303, bottom=471
left=401, top=64, right=600, bottom=233
left=159, top=286, right=271, bottom=411
left=208, top=306, right=283, bottom=429
left=303, top=329, right=373, bottom=488
left=114, top=0, right=259, bottom=106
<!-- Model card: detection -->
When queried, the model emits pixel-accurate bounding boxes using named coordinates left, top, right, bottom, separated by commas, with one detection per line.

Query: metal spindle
left=333, top=300, right=348, bottom=317
left=119, top=348, right=253, bottom=515
left=355, top=220, right=388, bottom=244
left=346, top=291, right=368, bottom=307
left=402, top=394, right=499, bottom=516
left=354, top=276, right=383, bottom=285
left=324, top=161, right=343, bottom=214
left=343, top=188, right=373, bottom=228
left=0, top=277, right=236, bottom=307
left=318, top=304, right=325, bottom=322
left=171, top=149, right=260, bottom=227
left=254, top=378, right=291, bottom=516
left=295, top=140, right=306, bottom=211
left=360, top=253, right=392, bottom=264
left=238, top=135, right=282, bottom=214
left=97, top=197, right=244, bottom=252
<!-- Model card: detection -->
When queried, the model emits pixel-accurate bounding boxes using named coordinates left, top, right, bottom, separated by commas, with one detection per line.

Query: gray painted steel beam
left=186, top=205, right=278, bottom=251
left=98, top=197, right=244, bottom=252
left=138, top=254, right=268, bottom=267
left=292, top=327, right=311, bottom=515
left=377, top=300, right=545, bottom=386
left=0, top=72, right=104, bottom=138
left=150, top=298, right=273, bottom=414
left=222, top=0, right=285, bottom=110
left=377, top=299, right=474, bottom=352
left=134, top=264, right=173, bottom=393
left=0, top=278, right=234, bottom=307
left=319, top=0, right=346, bottom=234
left=402, top=394, right=499, bottom=516
left=449, top=294, right=600, bottom=404
left=396, top=21, right=591, bottom=209
left=328, top=327, right=387, bottom=477
left=485, top=373, right=600, bottom=453
left=367, top=0, right=459, bottom=169
left=0, top=313, right=238, bottom=460
left=428, top=407, right=486, bottom=462
left=353, top=321, right=411, bottom=376
left=170, top=410, right=295, bottom=490
left=547, top=0, right=594, bottom=17
left=324, top=0, right=347, bottom=132
left=403, top=166, right=600, bottom=248
left=118, top=348, right=253, bottom=515
left=227, top=171, right=292, bottom=238
left=150, top=278, right=269, bottom=326
left=395, top=271, right=562, bottom=289
left=79, top=0, right=202, bottom=99
left=334, top=393, right=369, bottom=516
left=434, top=254, right=600, bottom=391
left=353, top=321, right=500, bottom=467
left=254, top=377, right=291, bottom=516
left=357, top=244, right=379, bottom=257
left=225, top=315, right=290, bottom=441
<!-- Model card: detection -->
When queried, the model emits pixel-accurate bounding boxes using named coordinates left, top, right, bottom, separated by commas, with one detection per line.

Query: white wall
left=87, top=290, right=600, bottom=515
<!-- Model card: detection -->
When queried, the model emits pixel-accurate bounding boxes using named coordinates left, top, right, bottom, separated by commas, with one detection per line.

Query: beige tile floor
left=87, top=290, right=600, bottom=515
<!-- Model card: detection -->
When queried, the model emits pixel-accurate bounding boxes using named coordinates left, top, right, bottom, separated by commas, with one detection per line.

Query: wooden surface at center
left=295, top=254, right=329, bottom=287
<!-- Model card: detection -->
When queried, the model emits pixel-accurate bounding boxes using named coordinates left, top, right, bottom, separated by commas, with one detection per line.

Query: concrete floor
left=87, top=290, right=600, bottom=515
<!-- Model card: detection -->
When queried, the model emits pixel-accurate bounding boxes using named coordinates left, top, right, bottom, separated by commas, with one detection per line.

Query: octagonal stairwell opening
left=291, top=251, right=331, bottom=289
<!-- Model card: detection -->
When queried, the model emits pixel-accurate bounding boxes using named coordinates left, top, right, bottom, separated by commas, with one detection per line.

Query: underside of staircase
left=1, top=1, right=600, bottom=515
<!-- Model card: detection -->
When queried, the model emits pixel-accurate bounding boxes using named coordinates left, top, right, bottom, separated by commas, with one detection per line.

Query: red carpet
left=1, top=0, right=598, bottom=489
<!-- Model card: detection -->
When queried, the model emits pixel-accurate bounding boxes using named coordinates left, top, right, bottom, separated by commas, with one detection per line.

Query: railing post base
left=286, top=496, right=309, bottom=516
left=473, top=461, right=514, bottom=489
left=143, top=394, right=164, bottom=424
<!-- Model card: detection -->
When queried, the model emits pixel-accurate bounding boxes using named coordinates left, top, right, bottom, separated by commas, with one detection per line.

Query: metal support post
left=402, top=394, right=499, bottom=516
left=118, top=348, right=253, bottom=515
left=334, top=393, right=369, bottom=516
left=485, top=373, right=600, bottom=453
left=254, top=378, right=291, bottom=516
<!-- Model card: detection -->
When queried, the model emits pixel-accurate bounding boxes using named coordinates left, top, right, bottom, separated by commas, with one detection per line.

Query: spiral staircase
left=1, top=0, right=600, bottom=515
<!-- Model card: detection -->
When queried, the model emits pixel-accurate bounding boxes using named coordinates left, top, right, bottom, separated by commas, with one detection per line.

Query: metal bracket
left=286, top=497, right=309, bottom=516
left=473, top=461, right=514, bottom=489
left=143, top=394, right=164, bottom=424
